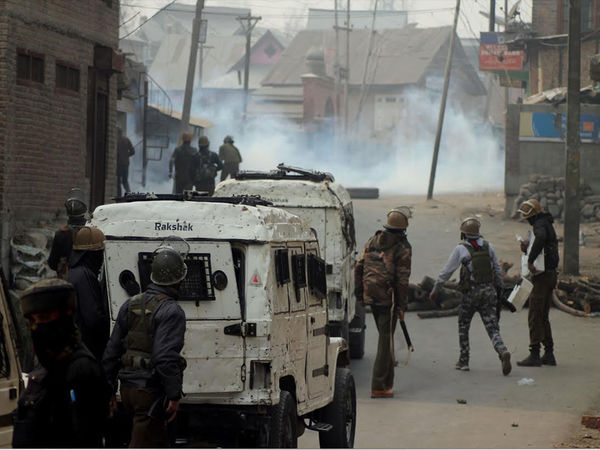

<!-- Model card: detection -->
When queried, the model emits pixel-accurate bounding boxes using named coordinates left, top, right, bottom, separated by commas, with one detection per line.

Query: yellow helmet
left=72, top=226, right=105, bottom=251
left=385, top=208, right=409, bottom=230
left=517, top=198, right=543, bottom=219
left=181, top=132, right=193, bottom=142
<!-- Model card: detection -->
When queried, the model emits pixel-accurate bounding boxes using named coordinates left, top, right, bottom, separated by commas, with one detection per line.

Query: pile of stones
left=512, top=174, right=600, bottom=223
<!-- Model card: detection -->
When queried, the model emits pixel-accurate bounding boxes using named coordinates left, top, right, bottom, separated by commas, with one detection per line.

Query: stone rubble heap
left=512, top=174, right=600, bottom=223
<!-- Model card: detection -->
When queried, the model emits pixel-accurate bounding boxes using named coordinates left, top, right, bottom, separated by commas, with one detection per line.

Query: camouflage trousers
left=458, top=284, right=507, bottom=364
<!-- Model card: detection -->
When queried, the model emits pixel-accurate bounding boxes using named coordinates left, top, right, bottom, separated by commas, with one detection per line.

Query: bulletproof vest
left=459, top=241, right=493, bottom=291
left=196, top=152, right=217, bottom=180
left=175, top=145, right=196, bottom=175
left=122, top=293, right=166, bottom=371
left=361, top=233, right=401, bottom=305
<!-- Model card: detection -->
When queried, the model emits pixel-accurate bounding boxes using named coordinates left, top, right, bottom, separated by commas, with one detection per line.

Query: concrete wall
left=504, top=103, right=600, bottom=216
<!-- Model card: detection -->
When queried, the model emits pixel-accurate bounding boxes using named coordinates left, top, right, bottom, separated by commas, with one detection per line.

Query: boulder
left=581, top=204, right=595, bottom=217
left=548, top=204, right=561, bottom=217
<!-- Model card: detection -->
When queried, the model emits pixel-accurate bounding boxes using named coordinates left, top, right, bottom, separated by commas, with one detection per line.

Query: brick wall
left=532, top=0, right=560, bottom=36
left=0, top=0, right=119, bottom=268
left=530, top=39, right=600, bottom=93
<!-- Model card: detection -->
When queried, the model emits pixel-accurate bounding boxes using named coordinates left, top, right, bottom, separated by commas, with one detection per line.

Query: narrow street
left=300, top=192, right=600, bottom=448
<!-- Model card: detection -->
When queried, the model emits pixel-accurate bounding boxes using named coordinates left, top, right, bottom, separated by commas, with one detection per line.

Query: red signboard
left=479, top=32, right=525, bottom=72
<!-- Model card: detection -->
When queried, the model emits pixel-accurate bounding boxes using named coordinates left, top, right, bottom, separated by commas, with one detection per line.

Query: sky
left=119, top=0, right=532, bottom=41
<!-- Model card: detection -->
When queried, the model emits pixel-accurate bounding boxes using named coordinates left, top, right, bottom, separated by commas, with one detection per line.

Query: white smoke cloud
left=126, top=85, right=503, bottom=197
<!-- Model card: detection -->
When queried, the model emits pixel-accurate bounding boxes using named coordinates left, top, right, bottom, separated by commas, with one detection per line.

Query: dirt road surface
left=300, top=192, right=600, bottom=448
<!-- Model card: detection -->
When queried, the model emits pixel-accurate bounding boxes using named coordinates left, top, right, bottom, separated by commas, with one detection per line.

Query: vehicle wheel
left=268, top=390, right=298, bottom=448
left=318, top=368, right=356, bottom=448
left=349, top=303, right=366, bottom=359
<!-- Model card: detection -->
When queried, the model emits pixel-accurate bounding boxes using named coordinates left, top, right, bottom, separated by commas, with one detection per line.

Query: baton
left=400, top=320, right=414, bottom=365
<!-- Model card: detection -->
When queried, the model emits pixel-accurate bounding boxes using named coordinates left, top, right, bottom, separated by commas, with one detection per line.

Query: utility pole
left=354, top=0, right=378, bottom=126
left=237, top=13, right=262, bottom=125
left=426, top=0, right=460, bottom=200
left=564, top=0, right=581, bottom=275
left=344, top=0, right=351, bottom=133
left=489, top=0, right=496, bottom=31
left=180, top=0, right=204, bottom=134
left=504, top=0, right=509, bottom=123
left=334, top=0, right=341, bottom=138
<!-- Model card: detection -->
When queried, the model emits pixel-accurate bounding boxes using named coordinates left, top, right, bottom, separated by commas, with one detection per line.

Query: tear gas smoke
left=128, top=87, right=503, bottom=196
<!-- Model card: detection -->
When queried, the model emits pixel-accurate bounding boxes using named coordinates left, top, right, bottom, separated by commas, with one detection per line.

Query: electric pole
left=564, top=0, right=581, bottom=275
left=344, top=0, right=351, bottom=133
left=334, top=0, right=341, bottom=138
left=504, top=0, right=509, bottom=122
left=237, top=13, right=262, bottom=125
left=489, top=0, right=496, bottom=31
left=181, top=0, right=204, bottom=134
left=426, top=0, right=460, bottom=200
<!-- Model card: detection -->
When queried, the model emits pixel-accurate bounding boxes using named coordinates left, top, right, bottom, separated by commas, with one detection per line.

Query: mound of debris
left=512, top=174, right=600, bottom=223
left=409, top=262, right=521, bottom=319
left=554, top=276, right=600, bottom=317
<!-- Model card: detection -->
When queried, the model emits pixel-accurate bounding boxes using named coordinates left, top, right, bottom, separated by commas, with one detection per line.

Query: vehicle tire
left=268, top=390, right=298, bottom=448
left=318, top=368, right=356, bottom=448
left=349, top=303, right=366, bottom=359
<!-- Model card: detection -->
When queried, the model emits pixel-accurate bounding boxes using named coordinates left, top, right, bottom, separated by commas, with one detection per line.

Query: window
left=307, top=253, right=327, bottom=300
left=56, top=63, right=80, bottom=92
left=138, top=252, right=215, bottom=304
left=16, top=49, right=44, bottom=84
left=292, top=254, right=307, bottom=289
left=274, top=249, right=290, bottom=285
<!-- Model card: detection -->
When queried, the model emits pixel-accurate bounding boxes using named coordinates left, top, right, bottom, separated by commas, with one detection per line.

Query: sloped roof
left=229, top=30, right=286, bottom=72
left=306, top=8, right=408, bottom=30
left=261, top=26, right=483, bottom=91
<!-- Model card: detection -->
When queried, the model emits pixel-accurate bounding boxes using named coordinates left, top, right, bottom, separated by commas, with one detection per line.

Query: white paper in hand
left=521, top=230, right=544, bottom=277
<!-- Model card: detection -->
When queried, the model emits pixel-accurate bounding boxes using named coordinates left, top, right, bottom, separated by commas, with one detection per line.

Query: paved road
left=300, top=193, right=600, bottom=448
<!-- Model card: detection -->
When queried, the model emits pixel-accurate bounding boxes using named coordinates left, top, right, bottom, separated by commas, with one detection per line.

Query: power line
left=120, top=0, right=177, bottom=40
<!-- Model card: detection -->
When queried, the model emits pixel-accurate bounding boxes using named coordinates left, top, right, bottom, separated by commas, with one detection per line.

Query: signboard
left=498, top=73, right=526, bottom=88
left=479, top=32, right=525, bottom=72
left=519, top=111, right=600, bottom=142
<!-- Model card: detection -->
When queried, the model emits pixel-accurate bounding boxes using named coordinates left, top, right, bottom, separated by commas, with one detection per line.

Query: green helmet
left=224, top=135, right=234, bottom=144
left=65, top=188, right=87, bottom=218
left=21, top=278, right=77, bottom=317
left=150, top=247, right=188, bottom=286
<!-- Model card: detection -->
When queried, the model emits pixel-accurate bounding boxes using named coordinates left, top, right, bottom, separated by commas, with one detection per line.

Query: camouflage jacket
left=354, top=230, right=412, bottom=310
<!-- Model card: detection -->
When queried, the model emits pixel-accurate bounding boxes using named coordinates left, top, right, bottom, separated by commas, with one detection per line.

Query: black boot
left=517, top=347, right=542, bottom=367
left=541, top=348, right=557, bottom=366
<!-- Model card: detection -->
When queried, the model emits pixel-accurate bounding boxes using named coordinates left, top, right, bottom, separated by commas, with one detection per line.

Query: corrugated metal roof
left=261, top=26, right=480, bottom=88
left=148, top=103, right=214, bottom=128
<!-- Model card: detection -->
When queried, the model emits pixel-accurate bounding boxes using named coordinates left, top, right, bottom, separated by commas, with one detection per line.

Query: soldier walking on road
left=516, top=199, right=559, bottom=367
left=117, top=127, right=135, bottom=197
left=430, top=218, right=512, bottom=375
left=169, top=132, right=197, bottom=193
left=66, top=226, right=109, bottom=361
left=103, top=243, right=187, bottom=447
left=194, top=135, right=222, bottom=195
left=13, top=279, right=108, bottom=448
left=218, top=135, right=242, bottom=181
left=48, top=188, right=88, bottom=279
left=355, top=208, right=412, bottom=398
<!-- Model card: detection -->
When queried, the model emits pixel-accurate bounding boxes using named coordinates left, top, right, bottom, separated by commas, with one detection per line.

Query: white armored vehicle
left=215, top=165, right=366, bottom=359
left=91, top=193, right=356, bottom=448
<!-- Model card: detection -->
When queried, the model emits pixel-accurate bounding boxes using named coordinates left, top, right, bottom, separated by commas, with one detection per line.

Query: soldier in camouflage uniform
left=355, top=208, right=412, bottom=398
left=430, top=218, right=512, bottom=375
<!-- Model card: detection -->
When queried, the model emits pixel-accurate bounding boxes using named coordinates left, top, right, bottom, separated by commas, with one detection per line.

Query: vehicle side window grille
left=274, top=249, right=290, bottom=285
left=307, top=254, right=327, bottom=300
left=138, top=252, right=215, bottom=302
left=292, top=254, right=306, bottom=289
left=0, top=312, right=10, bottom=378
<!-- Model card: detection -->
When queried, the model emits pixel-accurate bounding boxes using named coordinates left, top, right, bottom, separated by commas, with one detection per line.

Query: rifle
left=400, top=320, right=414, bottom=365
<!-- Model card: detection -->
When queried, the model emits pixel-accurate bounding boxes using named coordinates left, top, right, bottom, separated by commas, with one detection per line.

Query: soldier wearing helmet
left=103, top=242, right=187, bottom=447
left=515, top=198, right=559, bottom=367
left=66, top=226, right=109, bottom=360
left=430, top=217, right=512, bottom=376
left=13, top=279, right=107, bottom=448
left=218, top=135, right=242, bottom=181
left=193, top=135, right=223, bottom=195
left=354, top=208, right=412, bottom=398
left=169, top=132, right=198, bottom=193
left=48, top=188, right=88, bottom=279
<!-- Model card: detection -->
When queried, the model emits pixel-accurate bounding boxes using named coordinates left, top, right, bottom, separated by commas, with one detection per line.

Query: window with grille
left=307, top=253, right=327, bottom=300
left=274, top=249, right=290, bottom=286
left=56, top=63, right=80, bottom=92
left=292, top=254, right=307, bottom=289
left=16, top=49, right=44, bottom=84
left=138, top=252, right=215, bottom=302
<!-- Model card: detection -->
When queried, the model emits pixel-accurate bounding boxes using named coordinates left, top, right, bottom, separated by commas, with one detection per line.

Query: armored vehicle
left=91, top=194, right=356, bottom=448
left=214, top=165, right=366, bottom=359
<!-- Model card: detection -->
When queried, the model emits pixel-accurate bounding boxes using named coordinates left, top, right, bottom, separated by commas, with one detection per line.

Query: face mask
left=30, top=315, right=77, bottom=368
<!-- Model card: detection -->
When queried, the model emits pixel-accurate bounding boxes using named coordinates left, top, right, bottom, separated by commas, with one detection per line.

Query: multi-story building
left=0, top=0, right=121, bottom=270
